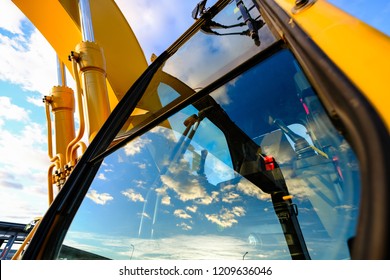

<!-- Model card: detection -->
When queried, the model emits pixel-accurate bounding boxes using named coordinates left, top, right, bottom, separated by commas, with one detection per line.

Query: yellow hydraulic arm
left=11, top=0, right=150, bottom=203
left=12, top=0, right=148, bottom=106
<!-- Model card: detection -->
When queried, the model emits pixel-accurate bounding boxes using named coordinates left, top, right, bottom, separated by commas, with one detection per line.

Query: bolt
left=295, top=0, right=309, bottom=8
left=68, top=51, right=80, bottom=62
left=43, top=95, right=53, bottom=103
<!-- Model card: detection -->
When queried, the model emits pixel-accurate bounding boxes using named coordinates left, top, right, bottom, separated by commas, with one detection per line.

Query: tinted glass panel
left=119, top=0, right=277, bottom=133
left=162, top=0, right=276, bottom=90
left=58, top=50, right=360, bottom=260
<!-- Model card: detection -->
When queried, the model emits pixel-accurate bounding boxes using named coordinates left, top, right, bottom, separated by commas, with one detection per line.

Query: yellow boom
left=12, top=0, right=149, bottom=204
left=12, top=0, right=148, bottom=105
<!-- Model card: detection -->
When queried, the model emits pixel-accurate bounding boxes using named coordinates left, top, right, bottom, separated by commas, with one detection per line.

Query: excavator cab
left=19, top=0, right=390, bottom=260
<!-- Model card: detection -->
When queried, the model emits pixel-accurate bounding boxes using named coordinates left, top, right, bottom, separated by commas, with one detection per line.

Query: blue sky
left=329, top=0, right=390, bottom=36
left=0, top=0, right=389, bottom=226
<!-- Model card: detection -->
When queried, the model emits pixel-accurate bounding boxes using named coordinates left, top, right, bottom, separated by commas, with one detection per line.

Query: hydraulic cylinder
left=49, top=86, right=76, bottom=160
left=75, top=41, right=110, bottom=141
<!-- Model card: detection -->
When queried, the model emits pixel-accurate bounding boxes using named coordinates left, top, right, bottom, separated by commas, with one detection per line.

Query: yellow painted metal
left=11, top=218, right=42, bottom=260
left=66, top=55, right=86, bottom=165
left=69, top=142, right=87, bottom=163
left=47, top=163, right=56, bottom=205
left=44, top=86, right=75, bottom=203
left=11, top=0, right=148, bottom=109
left=75, top=41, right=111, bottom=141
left=273, top=0, right=390, bottom=130
left=283, top=195, right=294, bottom=201
left=49, top=86, right=76, bottom=157
left=44, top=99, right=54, bottom=160
left=11, top=0, right=152, bottom=194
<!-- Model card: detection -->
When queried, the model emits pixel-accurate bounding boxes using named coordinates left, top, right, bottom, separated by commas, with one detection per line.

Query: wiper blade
left=235, top=0, right=262, bottom=46
left=192, top=0, right=265, bottom=46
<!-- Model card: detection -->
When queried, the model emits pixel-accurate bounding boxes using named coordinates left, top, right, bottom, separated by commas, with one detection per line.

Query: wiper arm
left=201, top=20, right=248, bottom=37
left=235, top=0, right=262, bottom=46
left=192, top=0, right=264, bottom=46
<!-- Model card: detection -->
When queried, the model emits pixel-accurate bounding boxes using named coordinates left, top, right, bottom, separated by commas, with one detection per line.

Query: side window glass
left=58, top=50, right=360, bottom=260
left=122, top=0, right=278, bottom=130
left=157, top=83, right=181, bottom=107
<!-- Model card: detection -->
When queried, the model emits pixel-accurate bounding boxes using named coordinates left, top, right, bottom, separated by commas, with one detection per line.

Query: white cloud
left=174, top=209, right=192, bottom=219
left=236, top=179, right=271, bottom=201
left=0, top=96, right=29, bottom=121
left=155, top=185, right=167, bottom=195
left=0, top=97, right=49, bottom=222
left=196, top=190, right=219, bottom=205
left=176, top=222, right=192, bottom=231
left=26, top=95, right=45, bottom=107
left=205, top=155, right=235, bottom=184
left=121, top=188, right=145, bottom=202
left=231, top=206, right=246, bottom=217
left=97, top=173, right=107, bottom=180
left=210, top=85, right=231, bottom=105
left=154, top=186, right=171, bottom=205
left=0, top=187, right=47, bottom=223
left=124, top=137, right=152, bottom=156
left=205, top=206, right=246, bottom=229
left=161, top=195, right=171, bottom=205
left=0, top=171, right=23, bottom=189
left=150, top=126, right=178, bottom=142
left=160, top=158, right=220, bottom=205
left=210, top=78, right=239, bottom=106
left=0, top=120, right=49, bottom=177
left=0, top=29, right=57, bottom=96
left=86, top=189, right=114, bottom=205
left=161, top=173, right=207, bottom=202
left=186, top=205, right=198, bottom=213
left=285, top=177, right=315, bottom=201
left=22, top=122, right=46, bottom=145
left=0, top=1, right=26, bottom=34
left=115, top=0, right=205, bottom=59
left=205, top=209, right=237, bottom=229
left=222, top=192, right=241, bottom=203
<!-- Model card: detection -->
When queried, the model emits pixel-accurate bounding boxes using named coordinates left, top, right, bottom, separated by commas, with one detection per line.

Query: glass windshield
left=57, top=49, right=360, bottom=260
left=119, top=0, right=277, bottom=133
left=162, top=0, right=276, bottom=90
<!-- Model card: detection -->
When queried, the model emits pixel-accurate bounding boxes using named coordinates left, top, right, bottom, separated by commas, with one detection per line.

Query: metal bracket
left=292, top=0, right=317, bottom=14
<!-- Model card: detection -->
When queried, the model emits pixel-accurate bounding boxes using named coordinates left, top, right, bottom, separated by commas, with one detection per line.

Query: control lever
left=270, top=116, right=328, bottom=159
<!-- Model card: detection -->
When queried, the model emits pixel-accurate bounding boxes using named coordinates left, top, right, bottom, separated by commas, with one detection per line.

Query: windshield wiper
left=192, top=0, right=264, bottom=46
left=235, top=0, right=262, bottom=46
